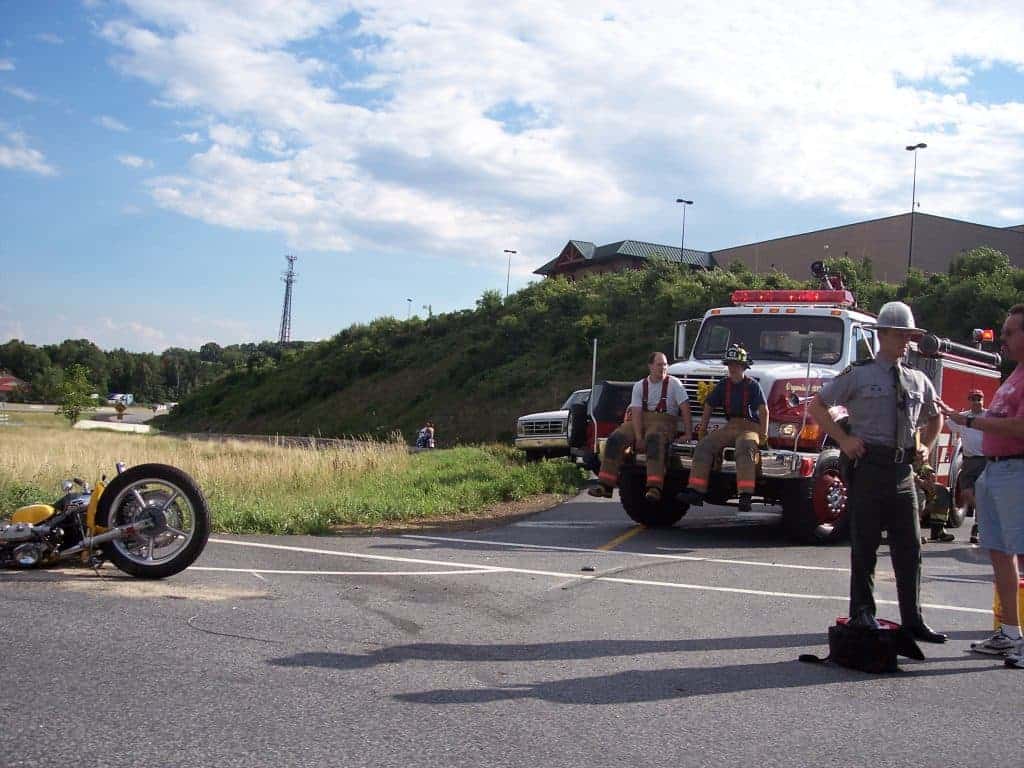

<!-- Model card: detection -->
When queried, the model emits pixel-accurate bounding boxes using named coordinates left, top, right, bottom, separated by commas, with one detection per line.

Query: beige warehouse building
left=539, top=213, right=1024, bottom=283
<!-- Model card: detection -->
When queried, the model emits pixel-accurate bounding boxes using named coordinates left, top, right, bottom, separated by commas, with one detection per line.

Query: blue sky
left=2, top=1, right=1023, bottom=352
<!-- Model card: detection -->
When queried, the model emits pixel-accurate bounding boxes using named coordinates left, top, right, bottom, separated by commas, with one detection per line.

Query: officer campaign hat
left=721, top=344, right=753, bottom=367
left=874, top=301, right=926, bottom=336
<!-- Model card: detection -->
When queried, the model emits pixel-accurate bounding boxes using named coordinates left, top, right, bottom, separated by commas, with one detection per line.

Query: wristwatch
left=965, top=415, right=975, bottom=428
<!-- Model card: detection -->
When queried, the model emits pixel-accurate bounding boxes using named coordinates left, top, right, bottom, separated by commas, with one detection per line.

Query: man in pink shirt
left=941, top=304, right=1024, bottom=667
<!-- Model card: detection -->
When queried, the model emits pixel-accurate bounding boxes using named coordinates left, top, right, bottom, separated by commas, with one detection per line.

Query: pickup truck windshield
left=693, top=315, right=844, bottom=365
left=560, top=390, right=590, bottom=410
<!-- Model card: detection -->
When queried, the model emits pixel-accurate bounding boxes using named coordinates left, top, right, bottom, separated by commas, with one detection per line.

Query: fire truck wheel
left=782, top=454, right=848, bottom=545
left=619, top=469, right=688, bottom=527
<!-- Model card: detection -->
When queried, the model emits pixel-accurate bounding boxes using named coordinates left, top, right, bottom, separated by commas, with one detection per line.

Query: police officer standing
left=807, top=301, right=947, bottom=643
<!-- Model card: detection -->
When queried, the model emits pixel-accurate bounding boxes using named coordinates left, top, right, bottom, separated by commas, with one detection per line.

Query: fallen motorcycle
left=1, top=462, right=210, bottom=579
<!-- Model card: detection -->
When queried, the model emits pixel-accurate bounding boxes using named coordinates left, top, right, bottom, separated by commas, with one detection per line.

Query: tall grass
left=0, top=419, right=586, bottom=533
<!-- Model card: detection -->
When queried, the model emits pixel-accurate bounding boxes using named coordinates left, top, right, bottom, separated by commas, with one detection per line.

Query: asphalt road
left=1, top=493, right=1016, bottom=768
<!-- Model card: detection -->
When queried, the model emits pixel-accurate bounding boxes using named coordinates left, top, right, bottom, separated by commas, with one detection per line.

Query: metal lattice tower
left=278, top=254, right=298, bottom=343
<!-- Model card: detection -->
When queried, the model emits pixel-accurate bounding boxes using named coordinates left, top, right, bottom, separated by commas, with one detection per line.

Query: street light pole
left=407, top=298, right=412, bottom=320
left=675, top=198, right=693, bottom=262
left=503, top=249, right=517, bottom=298
left=905, top=142, right=926, bottom=270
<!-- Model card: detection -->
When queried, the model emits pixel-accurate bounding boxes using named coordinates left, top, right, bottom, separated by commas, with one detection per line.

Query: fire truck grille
left=521, top=420, right=566, bottom=437
left=677, top=374, right=727, bottom=418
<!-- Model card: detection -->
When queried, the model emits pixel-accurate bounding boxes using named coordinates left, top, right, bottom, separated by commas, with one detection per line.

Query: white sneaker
left=970, top=629, right=1016, bottom=656
left=1005, top=639, right=1024, bottom=669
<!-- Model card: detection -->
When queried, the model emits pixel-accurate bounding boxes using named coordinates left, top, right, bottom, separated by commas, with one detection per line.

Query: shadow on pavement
left=270, top=633, right=845, bottom=671
left=390, top=658, right=992, bottom=705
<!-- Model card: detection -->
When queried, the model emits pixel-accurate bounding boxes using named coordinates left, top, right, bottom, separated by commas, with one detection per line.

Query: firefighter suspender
left=642, top=377, right=669, bottom=413
left=724, top=377, right=750, bottom=419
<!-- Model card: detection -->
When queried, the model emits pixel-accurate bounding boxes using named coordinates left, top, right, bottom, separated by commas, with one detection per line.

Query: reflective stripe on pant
left=687, top=418, right=759, bottom=493
left=596, top=412, right=678, bottom=489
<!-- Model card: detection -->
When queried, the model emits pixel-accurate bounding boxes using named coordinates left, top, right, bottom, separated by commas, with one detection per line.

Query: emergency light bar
left=730, top=289, right=855, bottom=307
left=972, top=328, right=995, bottom=343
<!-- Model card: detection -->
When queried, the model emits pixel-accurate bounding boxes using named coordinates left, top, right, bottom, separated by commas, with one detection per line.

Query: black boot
left=929, top=525, right=955, bottom=542
left=737, top=493, right=752, bottom=512
left=676, top=488, right=704, bottom=506
left=970, top=523, right=979, bottom=544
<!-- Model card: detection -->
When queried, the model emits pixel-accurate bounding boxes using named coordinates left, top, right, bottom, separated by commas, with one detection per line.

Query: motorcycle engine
left=0, top=522, right=63, bottom=568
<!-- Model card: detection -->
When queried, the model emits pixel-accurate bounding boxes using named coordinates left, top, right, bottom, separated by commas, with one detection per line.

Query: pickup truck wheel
left=524, top=450, right=543, bottom=463
left=946, top=454, right=966, bottom=529
left=619, top=469, right=688, bottom=527
left=782, top=453, right=848, bottom=544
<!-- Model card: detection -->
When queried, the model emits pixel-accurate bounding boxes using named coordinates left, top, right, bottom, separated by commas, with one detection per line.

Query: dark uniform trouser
left=597, top=412, right=678, bottom=489
left=687, top=418, right=760, bottom=495
left=846, top=459, right=923, bottom=626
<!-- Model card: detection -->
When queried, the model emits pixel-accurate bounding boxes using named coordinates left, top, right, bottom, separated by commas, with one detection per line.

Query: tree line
left=0, top=338, right=314, bottom=404
left=152, top=247, right=1023, bottom=443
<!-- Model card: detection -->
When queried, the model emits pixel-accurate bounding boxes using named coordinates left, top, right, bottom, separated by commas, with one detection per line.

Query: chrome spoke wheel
left=107, top=479, right=197, bottom=566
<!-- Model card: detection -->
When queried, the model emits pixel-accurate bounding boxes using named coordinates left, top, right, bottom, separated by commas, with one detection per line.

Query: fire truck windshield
left=693, top=315, right=845, bottom=365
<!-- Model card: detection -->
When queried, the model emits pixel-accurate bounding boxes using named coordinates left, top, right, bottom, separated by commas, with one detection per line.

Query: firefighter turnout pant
left=687, top=418, right=760, bottom=496
left=597, top=412, right=678, bottom=490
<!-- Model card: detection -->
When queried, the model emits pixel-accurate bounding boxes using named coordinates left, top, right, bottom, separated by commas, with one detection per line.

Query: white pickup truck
left=515, top=389, right=590, bottom=461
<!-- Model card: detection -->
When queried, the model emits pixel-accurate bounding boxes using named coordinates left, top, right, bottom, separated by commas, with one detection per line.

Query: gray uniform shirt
left=818, top=357, right=939, bottom=448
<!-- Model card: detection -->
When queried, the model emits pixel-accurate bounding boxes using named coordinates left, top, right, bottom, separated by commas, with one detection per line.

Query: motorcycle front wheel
left=96, top=463, right=211, bottom=579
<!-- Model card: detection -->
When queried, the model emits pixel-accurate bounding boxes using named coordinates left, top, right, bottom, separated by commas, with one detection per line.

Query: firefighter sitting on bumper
left=677, top=345, right=769, bottom=512
left=588, top=352, right=692, bottom=501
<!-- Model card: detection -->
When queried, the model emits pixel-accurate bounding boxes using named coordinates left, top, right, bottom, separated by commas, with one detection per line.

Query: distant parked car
left=515, top=389, right=590, bottom=462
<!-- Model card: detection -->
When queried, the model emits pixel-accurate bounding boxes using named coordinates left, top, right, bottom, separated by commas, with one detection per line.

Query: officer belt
left=859, top=444, right=916, bottom=465
left=986, top=454, right=1024, bottom=463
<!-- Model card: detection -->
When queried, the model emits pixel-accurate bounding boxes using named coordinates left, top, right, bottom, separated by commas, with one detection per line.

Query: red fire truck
left=572, top=265, right=1002, bottom=544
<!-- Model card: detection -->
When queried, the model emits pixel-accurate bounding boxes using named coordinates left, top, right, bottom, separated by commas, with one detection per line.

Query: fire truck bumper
left=666, top=443, right=819, bottom=479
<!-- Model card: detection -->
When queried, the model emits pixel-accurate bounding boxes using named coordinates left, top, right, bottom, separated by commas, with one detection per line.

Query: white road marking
left=193, top=566, right=500, bottom=577
left=402, top=534, right=851, bottom=573
left=207, top=537, right=989, bottom=614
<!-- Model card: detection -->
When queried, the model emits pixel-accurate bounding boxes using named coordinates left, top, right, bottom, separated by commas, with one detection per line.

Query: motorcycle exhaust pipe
left=59, top=522, right=150, bottom=558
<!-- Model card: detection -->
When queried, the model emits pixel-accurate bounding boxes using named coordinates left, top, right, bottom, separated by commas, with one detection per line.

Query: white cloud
left=178, top=131, right=201, bottom=143
left=35, top=33, right=64, bottom=45
left=0, top=131, right=56, bottom=176
left=94, top=114, right=129, bottom=132
left=0, top=59, right=14, bottom=71
left=2, top=85, right=37, bottom=102
left=98, top=0, right=1024, bottom=266
left=118, top=153, right=152, bottom=168
left=208, top=123, right=251, bottom=148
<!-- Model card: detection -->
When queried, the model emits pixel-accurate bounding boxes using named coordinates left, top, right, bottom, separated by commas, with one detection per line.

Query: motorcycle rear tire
left=96, top=463, right=211, bottom=579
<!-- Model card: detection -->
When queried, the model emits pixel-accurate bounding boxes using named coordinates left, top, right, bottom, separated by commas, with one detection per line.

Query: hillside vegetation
left=157, top=249, right=1023, bottom=444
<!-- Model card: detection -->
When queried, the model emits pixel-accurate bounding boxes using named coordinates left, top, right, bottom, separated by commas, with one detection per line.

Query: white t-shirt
left=630, top=375, right=689, bottom=414
left=947, top=410, right=985, bottom=457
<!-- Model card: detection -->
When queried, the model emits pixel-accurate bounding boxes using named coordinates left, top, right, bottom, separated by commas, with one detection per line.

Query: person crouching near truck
left=588, top=352, right=692, bottom=501
left=677, top=345, right=768, bottom=513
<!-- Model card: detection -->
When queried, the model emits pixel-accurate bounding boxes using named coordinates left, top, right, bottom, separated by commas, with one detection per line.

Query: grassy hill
left=157, top=250, right=1022, bottom=444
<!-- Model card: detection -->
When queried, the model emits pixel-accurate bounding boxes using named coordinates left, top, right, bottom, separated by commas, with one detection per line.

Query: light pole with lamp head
left=905, top=142, right=926, bottom=270
left=406, top=298, right=412, bottom=320
left=675, top=198, right=693, bottom=262
left=503, top=249, right=517, bottom=298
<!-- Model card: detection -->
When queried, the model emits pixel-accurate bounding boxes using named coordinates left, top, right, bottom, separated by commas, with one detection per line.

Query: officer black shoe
left=737, top=493, right=753, bottom=512
left=587, top=483, right=613, bottom=499
left=675, top=488, right=704, bottom=506
left=970, top=523, right=979, bottom=545
left=929, top=526, right=955, bottom=543
left=904, top=623, right=948, bottom=644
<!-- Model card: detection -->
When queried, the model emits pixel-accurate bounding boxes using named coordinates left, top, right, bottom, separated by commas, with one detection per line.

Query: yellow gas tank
left=11, top=504, right=56, bottom=525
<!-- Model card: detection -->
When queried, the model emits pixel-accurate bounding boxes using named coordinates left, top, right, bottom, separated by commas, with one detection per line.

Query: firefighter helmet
left=721, top=344, right=753, bottom=367
left=918, top=464, right=935, bottom=476
left=875, top=301, right=926, bottom=335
